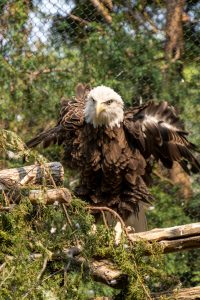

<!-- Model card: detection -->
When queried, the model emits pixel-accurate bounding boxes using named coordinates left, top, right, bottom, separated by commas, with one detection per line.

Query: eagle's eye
left=91, top=97, right=95, bottom=103
left=106, top=99, right=114, bottom=105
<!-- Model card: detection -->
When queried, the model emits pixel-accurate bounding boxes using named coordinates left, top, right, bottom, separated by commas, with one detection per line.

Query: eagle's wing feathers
left=124, top=101, right=200, bottom=173
left=26, top=84, right=88, bottom=149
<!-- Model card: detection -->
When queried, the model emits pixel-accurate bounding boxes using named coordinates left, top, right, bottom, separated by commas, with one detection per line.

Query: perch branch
left=152, top=286, right=200, bottom=299
left=28, top=188, right=71, bottom=205
left=0, top=188, right=71, bottom=209
left=129, top=222, right=200, bottom=254
left=0, top=162, right=64, bottom=188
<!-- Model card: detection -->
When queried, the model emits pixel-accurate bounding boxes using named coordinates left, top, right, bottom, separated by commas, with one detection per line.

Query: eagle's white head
left=84, top=86, right=124, bottom=128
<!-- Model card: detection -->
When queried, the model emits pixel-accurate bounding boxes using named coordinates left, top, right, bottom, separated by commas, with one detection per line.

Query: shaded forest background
left=0, top=0, right=200, bottom=299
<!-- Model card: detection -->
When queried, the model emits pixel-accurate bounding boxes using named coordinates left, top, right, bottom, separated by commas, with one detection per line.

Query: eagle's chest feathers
left=77, top=124, right=145, bottom=177
left=83, top=124, right=124, bottom=167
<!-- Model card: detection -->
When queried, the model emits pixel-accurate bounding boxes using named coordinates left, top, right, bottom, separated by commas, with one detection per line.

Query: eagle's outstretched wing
left=26, top=84, right=89, bottom=150
left=124, top=101, right=200, bottom=173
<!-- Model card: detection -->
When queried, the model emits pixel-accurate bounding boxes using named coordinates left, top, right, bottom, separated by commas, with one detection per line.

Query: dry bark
left=130, top=223, right=200, bottom=242
left=28, top=188, right=71, bottom=205
left=0, top=162, right=64, bottom=189
left=129, top=223, right=200, bottom=253
left=152, top=286, right=200, bottom=299
left=71, top=256, right=125, bottom=286
left=0, top=188, right=71, bottom=208
left=90, top=0, right=112, bottom=24
left=165, top=0, right=185, bottom=62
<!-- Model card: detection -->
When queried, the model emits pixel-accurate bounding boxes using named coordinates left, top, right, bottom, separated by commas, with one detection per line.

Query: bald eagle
left=27, top=84, right=199, bottom=231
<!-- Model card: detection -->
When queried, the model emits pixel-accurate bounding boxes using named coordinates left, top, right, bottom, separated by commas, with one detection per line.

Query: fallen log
left=28, top=188, right=71, bottom=205
left=0, top=188, right=71, bottom=209
left=129, top=223, right=200, bottom=254
left=152, top=286, right=200, bottom=299
left=130, top=223, right=200, bottom=242
left=0, top=162, right=64, bottom=188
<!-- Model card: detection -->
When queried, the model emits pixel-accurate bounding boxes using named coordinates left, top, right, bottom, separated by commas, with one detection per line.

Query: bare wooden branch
left=90, top=0, right=112, bottom=24
left=101, top=0, right=113, bottom=10
left=165, top=0, right=185, bottom=62
left=29, top=188, right=71, bottom=205
left=0, top=188, right=71, bottom=209
left=28, top=68, right=71, bottom=80
left=69, top=14, right=90, bottom=26
left=0, top=162, right=64, bottom=188
left=152, top=286, right=200, bottom=299
left=129, top=223, right=200, bottom=253
left=130, top=223, right=200, bottom=242
left=72, top=256, right=124, bottom=286
left=0, top=205, right=15, bottom=212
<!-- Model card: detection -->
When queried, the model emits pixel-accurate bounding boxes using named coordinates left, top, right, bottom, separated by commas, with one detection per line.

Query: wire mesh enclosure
left=0, top=1, right=200, bottom=299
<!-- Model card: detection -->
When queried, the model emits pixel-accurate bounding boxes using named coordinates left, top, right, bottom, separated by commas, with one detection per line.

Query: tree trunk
left=163, top=0, right=192, bottom=200
left=165, top=0, right=185, bottom=62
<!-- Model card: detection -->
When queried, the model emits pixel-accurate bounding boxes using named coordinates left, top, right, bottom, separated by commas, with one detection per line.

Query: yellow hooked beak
left=95, top=102, right=106, bottom=118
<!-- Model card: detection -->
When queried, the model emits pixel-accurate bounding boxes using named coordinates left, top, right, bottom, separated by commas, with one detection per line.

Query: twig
left=0, top=262, right=7, bottom=272
left=69, top=14, right=89, bottom=26
left=0, top=266, right=15, bottom=289
left=36, top=256, right=48, bottom=281
left=142, top=11, right=160, bottom=33
left=44, top=164, right=79, bottom=247
left=101, top=209, right=109, bottom=229
left=28, top=68, right=71, bottom=81
left=22, top=269, right=63, bottom=299
left=86, top=206, right=129, bottom=237
left=0, top=205, right=15, bottom=212
left=19, top=166, right=37, bottom=185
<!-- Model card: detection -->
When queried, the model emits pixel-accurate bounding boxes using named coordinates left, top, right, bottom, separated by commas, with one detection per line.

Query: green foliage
left=148, top=182, right=200, bottom=289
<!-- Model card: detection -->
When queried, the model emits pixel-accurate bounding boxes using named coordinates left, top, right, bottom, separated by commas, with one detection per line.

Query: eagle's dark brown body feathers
left=27, top=85, right=200, bottom=225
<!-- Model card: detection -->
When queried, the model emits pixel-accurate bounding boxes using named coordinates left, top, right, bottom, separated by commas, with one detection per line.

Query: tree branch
left=29, top=188, right=71, bottom=205
left=90, top=0, right=112, bottom=24
left=68, top=14, right=90, bottom=26
left=28, top=68, right=71, bottom=80
left=129, top=223, right=200, bottom=254
left=0, top=162, right=64, bottom=189
left=152, top=286, right=200, bottom=299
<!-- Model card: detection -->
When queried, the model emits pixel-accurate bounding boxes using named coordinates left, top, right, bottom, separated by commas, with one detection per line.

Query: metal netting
left=0, top=0, right=200, bottom=296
